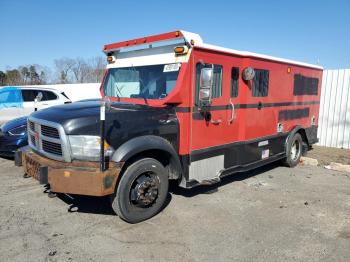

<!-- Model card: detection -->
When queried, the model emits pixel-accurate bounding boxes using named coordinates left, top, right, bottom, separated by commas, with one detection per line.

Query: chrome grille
left=41, top=125, right=60, bottom=139
left=29, top=121, right=35, bottom=131
left=42, top=140, right=62, bottom=155
left=28, top=117, right=71, bottom=162
left=30, top=135, right=35, bottom=145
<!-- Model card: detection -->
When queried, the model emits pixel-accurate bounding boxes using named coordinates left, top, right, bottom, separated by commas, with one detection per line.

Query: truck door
left=240, top=68, right=284, bottom=163
left=189, top=57, right=240, bottom=182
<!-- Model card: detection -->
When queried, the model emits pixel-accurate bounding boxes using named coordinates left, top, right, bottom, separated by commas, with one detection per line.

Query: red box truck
left=16, top=31, right=323, bottom=223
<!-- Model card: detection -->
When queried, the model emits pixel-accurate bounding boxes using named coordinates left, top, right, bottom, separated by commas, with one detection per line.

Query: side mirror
left=242, top=67, right=255, bottom=81
left=199, top=67, right=213, bottom=105
left=35, top=92, right=43, bottom=102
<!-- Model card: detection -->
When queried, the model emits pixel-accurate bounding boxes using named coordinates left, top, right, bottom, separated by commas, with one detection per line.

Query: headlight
left=8, top=125, right=27, bottom=136
left=68, top=135, right=114, bottom=161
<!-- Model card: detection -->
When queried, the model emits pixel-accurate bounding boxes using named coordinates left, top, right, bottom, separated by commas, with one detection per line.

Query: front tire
left=111, top=158, right=169, bottom=223
left=283, top=133, right=303, bottom=167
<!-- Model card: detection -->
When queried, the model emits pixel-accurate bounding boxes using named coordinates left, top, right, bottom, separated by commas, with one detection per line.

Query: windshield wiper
left=115, top=83, right=125, bottom=97
left=129, top=64, right=148, bottom=104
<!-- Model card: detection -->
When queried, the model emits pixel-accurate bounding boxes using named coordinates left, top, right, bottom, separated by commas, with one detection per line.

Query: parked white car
left=0, top=86, right=71, bottom=123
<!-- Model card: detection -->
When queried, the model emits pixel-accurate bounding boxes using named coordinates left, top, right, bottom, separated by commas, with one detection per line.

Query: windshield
left=103, top=63, right=181, bottom=100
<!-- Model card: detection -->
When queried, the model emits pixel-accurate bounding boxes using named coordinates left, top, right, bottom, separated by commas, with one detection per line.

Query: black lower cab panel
left=180, top=126, right=317, bottom=188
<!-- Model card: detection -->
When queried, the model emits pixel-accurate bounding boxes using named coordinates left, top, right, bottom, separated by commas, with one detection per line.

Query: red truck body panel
left=100, top=30, right=323, bottom=185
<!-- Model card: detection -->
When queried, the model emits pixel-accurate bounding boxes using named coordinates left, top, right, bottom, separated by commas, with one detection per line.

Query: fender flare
left=111, top=135, right=182, bottom=179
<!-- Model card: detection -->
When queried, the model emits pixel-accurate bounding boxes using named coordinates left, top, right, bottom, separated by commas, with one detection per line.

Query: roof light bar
left=103, top=30, right=203, bottom=53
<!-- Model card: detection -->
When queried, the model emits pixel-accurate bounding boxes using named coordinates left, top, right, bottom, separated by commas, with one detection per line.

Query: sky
left=0, top=0, right=349, bottom=72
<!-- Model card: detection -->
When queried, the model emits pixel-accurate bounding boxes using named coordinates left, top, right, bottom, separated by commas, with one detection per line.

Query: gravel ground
left=0, top=157, right=349, bottom=262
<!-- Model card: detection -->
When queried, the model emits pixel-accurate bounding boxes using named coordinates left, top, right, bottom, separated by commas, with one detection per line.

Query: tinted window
left=41, top=91, right=57, bottom=101
left=252, top=69, right=269, bottom=97
left=21, top=90, right=57, bottom=102
left=195, top=63, right=223, bottom=104
left=231, top=67, right=239, bottom=97
left=293, top=74, right=318, bottom=95
left=21, top=90, right=37, bottom=102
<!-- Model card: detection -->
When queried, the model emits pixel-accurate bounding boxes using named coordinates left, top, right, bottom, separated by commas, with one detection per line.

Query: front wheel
left=283, top=133, right=303, bottom=167
left=111, top=158, right=169, bottom=223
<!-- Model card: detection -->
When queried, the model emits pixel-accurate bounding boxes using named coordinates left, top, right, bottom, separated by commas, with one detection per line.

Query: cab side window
left=195, top=63, right=223, bottom=104
left=252, top=69, right=269, bottom=97
left=231, top=67, right=239, bottom=97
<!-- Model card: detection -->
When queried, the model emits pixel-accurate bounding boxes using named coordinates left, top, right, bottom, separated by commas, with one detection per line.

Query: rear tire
left=111, top=158, right=169, bottom=223
left=283, top=133, right=303, bottom=167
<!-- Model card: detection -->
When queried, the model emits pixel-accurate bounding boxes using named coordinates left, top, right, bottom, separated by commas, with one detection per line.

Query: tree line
left=0, top=56, right=106, bottom=86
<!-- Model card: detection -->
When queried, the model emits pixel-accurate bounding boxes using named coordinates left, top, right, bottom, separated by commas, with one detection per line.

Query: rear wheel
left=111, top=158, right=169, bottom=223
left=283, top=133, right=303, bottom=167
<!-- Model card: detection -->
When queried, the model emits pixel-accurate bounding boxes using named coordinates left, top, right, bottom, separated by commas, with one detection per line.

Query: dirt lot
left=308, top=145, right=350, bottom=165
left=0, top=156, right=349, bottom=262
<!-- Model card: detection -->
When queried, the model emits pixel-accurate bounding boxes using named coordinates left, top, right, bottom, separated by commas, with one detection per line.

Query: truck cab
left=16, top=31, right=323, bottom=223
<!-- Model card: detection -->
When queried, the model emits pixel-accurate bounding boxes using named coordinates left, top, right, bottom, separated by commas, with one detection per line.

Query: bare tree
left=20, top=66, right=30, bottom=84
left=87, top=56, right=106, bottom=83
left=54, top=58, right=76, bottom=83
left=1, top=56, right=106, bottom=86
left=71, top=57, right=90, bottom=83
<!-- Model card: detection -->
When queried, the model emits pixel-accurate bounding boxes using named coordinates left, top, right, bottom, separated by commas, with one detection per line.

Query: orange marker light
left=287, top=67, right=292, bottom=73
left=107, top=56, right=114, bottom=64
left=174, top=46, right=185, bottom=53
left=104, top=141, right=109, bottom=151
left=175, top=31, right=180, bottom=37
left=174, top=46, right=189, bottom=55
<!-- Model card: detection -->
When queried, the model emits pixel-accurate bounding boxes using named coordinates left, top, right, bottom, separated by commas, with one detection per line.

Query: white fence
left=318, top=69, right=350, bottom=149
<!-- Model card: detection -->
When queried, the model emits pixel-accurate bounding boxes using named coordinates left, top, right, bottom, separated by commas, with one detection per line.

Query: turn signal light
left=174, top=45, right=189, bottom=55
left=99, top=139, right=110, bottom=150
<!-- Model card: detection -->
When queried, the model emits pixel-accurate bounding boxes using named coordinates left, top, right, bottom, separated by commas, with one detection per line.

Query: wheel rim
left=130, top=172, right=160, bottom=207
left=290, top=139, right=301, bottom=161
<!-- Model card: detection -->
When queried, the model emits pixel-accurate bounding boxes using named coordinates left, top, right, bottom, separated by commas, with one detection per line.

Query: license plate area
left=25, top=154, right=41, bottom=180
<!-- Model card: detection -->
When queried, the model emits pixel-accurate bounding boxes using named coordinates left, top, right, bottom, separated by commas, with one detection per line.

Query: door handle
left=228, top=99, right=236, bottom=124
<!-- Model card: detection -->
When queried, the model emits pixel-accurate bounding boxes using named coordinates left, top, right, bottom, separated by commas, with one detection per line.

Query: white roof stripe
left=196, top=43, right=323, bottom=70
